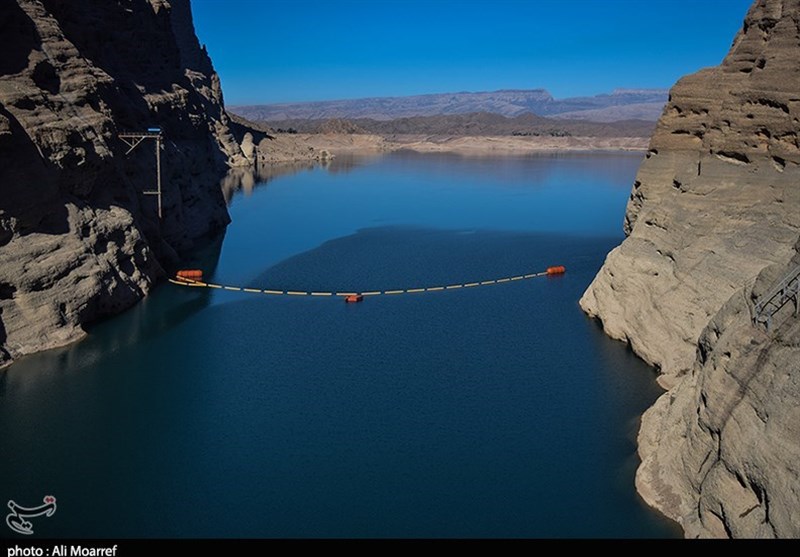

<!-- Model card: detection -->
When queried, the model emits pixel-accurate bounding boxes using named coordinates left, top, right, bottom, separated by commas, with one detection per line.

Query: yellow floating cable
left=170, top=266, right=565, bottom=300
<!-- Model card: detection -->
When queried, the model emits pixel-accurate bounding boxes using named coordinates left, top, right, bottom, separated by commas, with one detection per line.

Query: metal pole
left=156, top=135, right=162, bottom=219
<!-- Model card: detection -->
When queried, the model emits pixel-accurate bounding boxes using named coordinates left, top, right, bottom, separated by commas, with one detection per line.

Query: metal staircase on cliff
left=753, top=263, right=800, bottom=330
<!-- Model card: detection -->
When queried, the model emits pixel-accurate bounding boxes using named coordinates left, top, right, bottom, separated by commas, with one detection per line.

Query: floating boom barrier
left=169, top=265, right=566, bottom=301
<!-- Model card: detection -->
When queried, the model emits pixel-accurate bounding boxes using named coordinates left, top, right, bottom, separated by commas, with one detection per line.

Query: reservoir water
left=0, top=152, right=679, bottom=538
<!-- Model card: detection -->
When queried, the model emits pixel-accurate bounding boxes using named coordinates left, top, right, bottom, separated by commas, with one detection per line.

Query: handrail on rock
left=753, top=263, right=800, bottom=330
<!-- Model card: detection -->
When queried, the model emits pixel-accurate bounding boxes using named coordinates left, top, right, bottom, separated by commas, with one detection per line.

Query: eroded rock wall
left=636, top=249, right=800, bottom=538
left=0, top=0, right=248, bottom=366
left=581, top=0, right=800, bottom=386
left=581, top=0, right=800, bottom=537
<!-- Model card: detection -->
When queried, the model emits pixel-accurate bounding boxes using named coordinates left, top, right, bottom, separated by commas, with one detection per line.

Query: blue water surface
left=0, top=152, right=679, bottom=538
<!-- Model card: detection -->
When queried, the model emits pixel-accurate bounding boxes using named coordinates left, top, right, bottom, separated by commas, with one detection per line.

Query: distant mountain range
left=231, top=88, right=669, bottom=123
left=262, top=112, right=656, bottom=138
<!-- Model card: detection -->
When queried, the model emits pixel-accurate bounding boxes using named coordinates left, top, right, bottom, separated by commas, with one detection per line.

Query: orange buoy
left=176, top=269, right=203, bottom=280
left=345, top=294, right=364, bottom=303
left=546, top=265, right=566, bottom=275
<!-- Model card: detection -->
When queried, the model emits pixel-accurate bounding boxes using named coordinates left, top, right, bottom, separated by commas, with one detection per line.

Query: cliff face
left=0, top=0, right=250, bottom=367
left=636, top=249, right=800, bottom=538
left=581, top=0, right=800, bottom=537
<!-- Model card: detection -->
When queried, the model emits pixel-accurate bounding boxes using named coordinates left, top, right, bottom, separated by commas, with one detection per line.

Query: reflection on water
left=218, top=150, right=642, bottom=206
left=220, top=155, right=376, bottom=204
left=19, top=234, right=228, bottom=377
left=323, top=154, right=374, bottom=174
left=385, top=150, right=643, bottom=188
left=0, top=151, right=678, bottom=538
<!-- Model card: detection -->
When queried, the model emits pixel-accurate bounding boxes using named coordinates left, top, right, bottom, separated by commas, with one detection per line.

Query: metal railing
left=754, top=263, right=800, bottom=330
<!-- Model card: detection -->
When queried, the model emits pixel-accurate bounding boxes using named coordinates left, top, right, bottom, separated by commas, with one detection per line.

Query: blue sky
left=190, top=0, right=753, bottom=106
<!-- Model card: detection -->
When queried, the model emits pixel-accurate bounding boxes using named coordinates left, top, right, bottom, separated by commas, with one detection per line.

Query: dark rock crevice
left=0, top=0, right=41, bottom=76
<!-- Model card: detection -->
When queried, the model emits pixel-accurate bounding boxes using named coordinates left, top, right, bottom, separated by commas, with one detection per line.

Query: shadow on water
left=0, top=151, right=676, bottom=538
left=3, top=231, right=226, bottom=381
left=91, top=230, right=226, bottom=336
left=585, top=316, right=683, bottom=537
left=251, top=226, right=605, bottom=293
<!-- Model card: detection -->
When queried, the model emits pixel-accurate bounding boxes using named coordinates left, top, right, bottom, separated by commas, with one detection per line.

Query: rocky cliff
left=581, top=0, right=800, bottom=537
left=0, top=0, right=251, bottom=367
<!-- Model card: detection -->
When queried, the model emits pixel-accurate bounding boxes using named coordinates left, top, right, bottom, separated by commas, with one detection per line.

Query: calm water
left=0, top=152, right=678, bottom=538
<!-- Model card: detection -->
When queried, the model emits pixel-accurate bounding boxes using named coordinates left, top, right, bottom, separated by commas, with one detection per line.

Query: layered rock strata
left=0, top=0, right=249, bottom=367
left=581, top=0, right=800, bottom=537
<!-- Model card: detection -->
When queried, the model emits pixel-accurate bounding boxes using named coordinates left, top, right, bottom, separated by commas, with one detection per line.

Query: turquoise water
left=0, top=152, right=678, bottom=538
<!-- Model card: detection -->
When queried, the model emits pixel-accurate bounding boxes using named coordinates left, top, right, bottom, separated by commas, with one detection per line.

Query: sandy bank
left=296, top=133, right=648, bottom=156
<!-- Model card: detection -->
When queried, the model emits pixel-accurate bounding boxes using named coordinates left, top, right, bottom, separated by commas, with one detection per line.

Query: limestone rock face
left=240, top=132, right=256, bottom=162
left=0, top=0, right=247, bottom=366
left=581, top=0, right=800, bottom=537
left=636, top=250, right=800, bottom=538
left=581, top=0, right=800, bottom=385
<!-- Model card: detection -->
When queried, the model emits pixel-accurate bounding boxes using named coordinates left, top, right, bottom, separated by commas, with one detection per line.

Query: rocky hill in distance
left=233, top=88, right=668, bottom=123
left=262, top=112, right=656, bottom=139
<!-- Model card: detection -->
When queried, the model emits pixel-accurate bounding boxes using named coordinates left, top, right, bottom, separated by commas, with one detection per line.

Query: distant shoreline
left=297, top=133, right=649, bottom=157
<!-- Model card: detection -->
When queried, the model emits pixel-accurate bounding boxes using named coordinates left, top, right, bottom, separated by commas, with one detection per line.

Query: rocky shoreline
left=299, top=133, right=648, bottom=155
left=4, top=0, right=798, bottom=539
left=0, top=1, right=319, bottom=369
left=0, top=0, right=634, bottom=370
left=581, top=0, right=800, bottom=537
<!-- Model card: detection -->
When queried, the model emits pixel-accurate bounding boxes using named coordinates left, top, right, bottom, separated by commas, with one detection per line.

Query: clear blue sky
left=190, top=0, right=753, bottom=106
